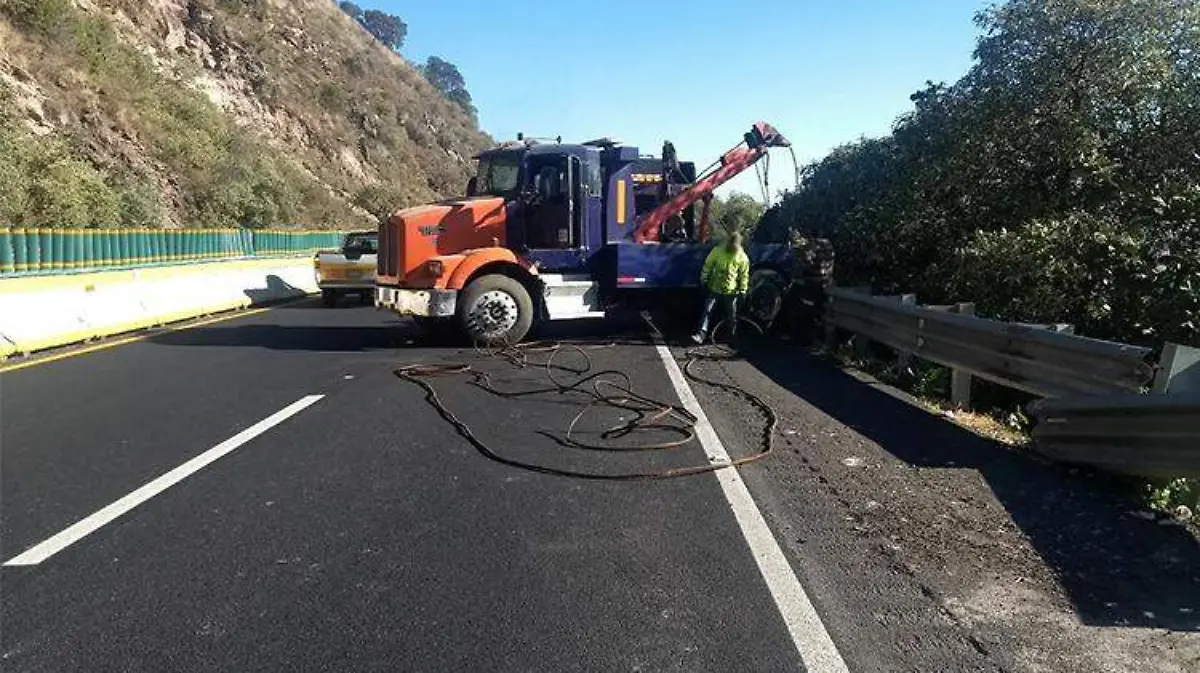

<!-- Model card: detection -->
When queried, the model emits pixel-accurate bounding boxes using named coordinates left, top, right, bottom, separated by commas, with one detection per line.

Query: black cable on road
left=394, top=321, right=779, bottom=481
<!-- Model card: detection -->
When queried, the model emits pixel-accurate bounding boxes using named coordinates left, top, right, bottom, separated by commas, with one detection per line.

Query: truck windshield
left=475, top=154, right=522, bottom=197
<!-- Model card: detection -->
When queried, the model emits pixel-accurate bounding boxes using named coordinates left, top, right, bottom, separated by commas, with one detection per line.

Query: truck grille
left=378, top=218, right=400, bottom=283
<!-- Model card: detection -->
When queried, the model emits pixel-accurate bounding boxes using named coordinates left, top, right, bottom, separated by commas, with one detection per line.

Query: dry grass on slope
left=0, top=0, right=490, bottom=228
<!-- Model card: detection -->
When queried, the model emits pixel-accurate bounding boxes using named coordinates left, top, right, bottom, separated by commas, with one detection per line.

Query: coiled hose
left=394, top=321, right=777, bottom=480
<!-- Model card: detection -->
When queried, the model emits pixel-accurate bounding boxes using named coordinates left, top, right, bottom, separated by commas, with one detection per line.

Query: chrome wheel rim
left=467, top=289, right=519, bottom=339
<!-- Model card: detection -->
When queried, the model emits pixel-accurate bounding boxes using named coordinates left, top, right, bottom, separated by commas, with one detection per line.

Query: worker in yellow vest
left=692, top=231, right=751, bottom=345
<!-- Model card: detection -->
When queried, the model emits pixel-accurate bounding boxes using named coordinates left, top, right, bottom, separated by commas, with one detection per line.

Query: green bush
left=0, top=103, right=124, bottom=227
left=353, top=183, right=409, bottom=223
left=317, top=83, right=346, bottom=113
left=27, top=156, right=121, bottom=226
left=118, top=179, right=165, bottom=228
left=193, top=149, right=300, bottom=227
left=947, top=214, right=1200, bottom=345
left=1146, top=478, right=1198, bottom=516
left=762, top=0, right=1200, bottom=347
left=2, top=0, right=74, bottom=38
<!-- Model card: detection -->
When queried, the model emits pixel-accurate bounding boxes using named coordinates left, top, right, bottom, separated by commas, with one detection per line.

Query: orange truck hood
left=378, top=197, right=508, bottom=286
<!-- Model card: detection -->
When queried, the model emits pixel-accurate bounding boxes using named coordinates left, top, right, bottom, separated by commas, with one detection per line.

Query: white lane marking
left=4, top=395, right=325, bottom=566
left=653, top=344, right=850, bottom=673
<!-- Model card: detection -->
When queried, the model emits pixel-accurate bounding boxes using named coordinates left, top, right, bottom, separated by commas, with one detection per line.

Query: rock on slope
left=0, top=0, right=491, bottom=228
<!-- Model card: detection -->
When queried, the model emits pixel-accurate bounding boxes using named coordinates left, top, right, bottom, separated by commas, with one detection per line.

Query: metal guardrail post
left=924, top=301, right=975, bottom=407
left=851, top=287, right=877, bottom=357
left=825, top=285, right=871, bottom=350
left=889, top=294, right=918, bottom=367
left=950, top=302, right=975, bottom=407
left=1154, top=343, right=1200, bottom=394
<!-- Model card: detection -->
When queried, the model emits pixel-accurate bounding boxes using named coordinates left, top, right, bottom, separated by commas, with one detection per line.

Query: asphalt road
left=2, top=301, right=1198, bottom=672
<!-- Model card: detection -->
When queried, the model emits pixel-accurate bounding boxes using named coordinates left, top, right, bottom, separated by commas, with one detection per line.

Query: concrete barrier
left=0, top=258, right=319, bottom=358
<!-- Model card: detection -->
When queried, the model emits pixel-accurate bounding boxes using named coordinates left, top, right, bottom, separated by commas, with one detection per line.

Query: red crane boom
left=633, top=122, right=791, bottom=244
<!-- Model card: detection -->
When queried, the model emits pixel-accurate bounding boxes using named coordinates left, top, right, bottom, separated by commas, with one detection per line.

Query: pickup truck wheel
left=746, top=269, right=787, bottom=329
left=321, top=289, right=341, bottom=307
left=458, top=274, right=534, bottom=345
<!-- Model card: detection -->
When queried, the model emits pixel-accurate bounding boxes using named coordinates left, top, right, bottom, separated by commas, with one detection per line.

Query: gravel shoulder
left=683, top=341, right=1200, bottom=673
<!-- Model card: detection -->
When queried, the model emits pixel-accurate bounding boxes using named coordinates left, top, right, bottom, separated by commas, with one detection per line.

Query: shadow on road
left=148, top=307, right=660, bottom=353
left=149, top=324, right=408, bottom=351
left=242, top=275, right=310, bottom=305
left=742, top=345, right=1200, bottom=633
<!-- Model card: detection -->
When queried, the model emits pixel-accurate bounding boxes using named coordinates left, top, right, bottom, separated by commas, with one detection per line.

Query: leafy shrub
left=27, top=154, right=122, bottom=226
left=117, top=178, right=165, bottom=228
left=762, top=0, right=1200, bottom=347
left=3, top=0, right=486, bottom=228
left=0, top=104, right=123, bottom=227
left=353, top=183, right=409, bottom=223
left=2, top=0, right=73, bottom=38
left=1146, top=478, right=1198, bottom=516
left=317, top=83, right=346, bottom=113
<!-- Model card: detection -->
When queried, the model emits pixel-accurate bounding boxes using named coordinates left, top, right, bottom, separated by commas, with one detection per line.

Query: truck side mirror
left=466, top=176, right=478, bottom=197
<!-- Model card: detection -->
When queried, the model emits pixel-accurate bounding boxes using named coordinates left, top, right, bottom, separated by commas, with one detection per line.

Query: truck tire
left=321, top=289, right=341, bottom=307
left=745, top=269, right=787, bottom=329
left=457, top=274, right=534, bottom=345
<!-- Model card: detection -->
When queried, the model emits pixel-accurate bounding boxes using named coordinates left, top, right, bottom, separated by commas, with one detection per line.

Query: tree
left=708, top=192, right=765, bottom=237
left=359, top=10, right=406, bottom=51
left=420, top=56, right=476, bottom=117
left=764, top=0, right=1199, bottom=346
left=337, top=1, right=362, bottom=21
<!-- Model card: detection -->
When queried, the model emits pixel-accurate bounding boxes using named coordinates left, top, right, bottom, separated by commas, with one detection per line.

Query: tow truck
left=376, top=122, right=800, bottom=343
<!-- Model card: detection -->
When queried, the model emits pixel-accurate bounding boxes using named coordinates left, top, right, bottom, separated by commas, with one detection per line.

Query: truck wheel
left=458, top=274, right=534, bottom=345
left=321, top=289, right=341, bottom=307
left=745, top=269, right=787, bottom=329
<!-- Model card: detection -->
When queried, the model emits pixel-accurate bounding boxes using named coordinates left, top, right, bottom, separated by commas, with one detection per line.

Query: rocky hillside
left=0, top=0, right=492, bottom=228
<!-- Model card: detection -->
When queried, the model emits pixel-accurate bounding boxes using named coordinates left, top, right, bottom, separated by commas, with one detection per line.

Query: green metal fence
left=0, top=228, right=347, bottom=275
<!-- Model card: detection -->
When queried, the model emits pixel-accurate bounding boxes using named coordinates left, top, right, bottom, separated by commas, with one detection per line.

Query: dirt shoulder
left=685, top=343, right=1200, bottom=673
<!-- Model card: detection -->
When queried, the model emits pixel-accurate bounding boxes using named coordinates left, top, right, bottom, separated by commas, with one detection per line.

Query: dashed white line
left=653, top=344, right=851, bottom=673
left=4, top=394, right=325, bottom=566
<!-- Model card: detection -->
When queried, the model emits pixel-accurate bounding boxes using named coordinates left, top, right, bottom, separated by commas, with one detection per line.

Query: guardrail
left=1029, top=393, right=1200, bottom=478
left=823, top=287, right=1199, bottom=479
left=0, top=227, right=348, bottom=275
left=825, top=288, right=1155, bottom=399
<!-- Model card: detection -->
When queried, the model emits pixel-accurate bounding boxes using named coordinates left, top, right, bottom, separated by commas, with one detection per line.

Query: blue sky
left=366, top=1, right=991, bottom=199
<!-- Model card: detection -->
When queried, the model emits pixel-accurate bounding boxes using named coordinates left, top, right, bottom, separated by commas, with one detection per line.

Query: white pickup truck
left=314, top=231, right=378, bottom=307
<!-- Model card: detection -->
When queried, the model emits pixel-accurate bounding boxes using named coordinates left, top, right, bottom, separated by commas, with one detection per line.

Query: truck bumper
left=376, top=286, right=458, bottom=317
left=318, top=281, right=375, bottom=291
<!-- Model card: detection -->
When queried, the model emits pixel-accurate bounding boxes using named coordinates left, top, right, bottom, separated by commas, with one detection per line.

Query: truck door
left=525, top=155, right=582, bottom=252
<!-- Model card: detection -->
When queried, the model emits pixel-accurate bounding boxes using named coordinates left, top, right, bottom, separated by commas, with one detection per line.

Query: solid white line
left=4, top=394, right=325, bottom=567
left=653, top=344, right=850, bottom=673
